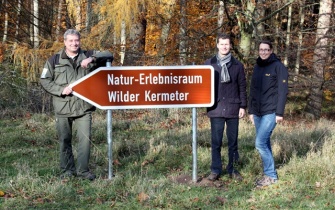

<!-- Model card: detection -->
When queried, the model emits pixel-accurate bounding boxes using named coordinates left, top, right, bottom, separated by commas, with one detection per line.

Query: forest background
left=0, top=0, right=334, bottom=119
left=0, top=0, right=335, bottom=209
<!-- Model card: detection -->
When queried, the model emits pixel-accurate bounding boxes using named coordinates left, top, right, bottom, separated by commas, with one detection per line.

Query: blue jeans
left=253, top=113, right=277, bottom=179
left=210, top=117, right=239, bottom=175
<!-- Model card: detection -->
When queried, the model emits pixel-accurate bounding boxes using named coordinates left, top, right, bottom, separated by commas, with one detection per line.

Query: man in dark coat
left=204, top=33, right=247, bottom=181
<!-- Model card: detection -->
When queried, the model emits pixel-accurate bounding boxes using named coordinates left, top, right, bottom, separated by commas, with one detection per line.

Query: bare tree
left=56, top=0, right=63, bottom=41
left=255, top=0, right=265, bottom=37
left=15, top=0, right=22, bottom=41
left=305, top=0, right=333, bottom=119
left=217, top=0, right=224, bottom=33
left=179, top=0, right=187, bottom=65
left=283, top=0, right=293, bottom=66
left=125, top=4, right=146, bottom=65
left=236, top=0, right=256, bottom=59
left=120, top=21, right=126, bottom=65
left=86, top=0, right=92, bottom=32
left=33, top=0, right=39, bottom=48
left=157, top=0, right=177, bottom=65
left=2, top=0, right=8, bottom=43
left=294, top=0, right=306, bottom=75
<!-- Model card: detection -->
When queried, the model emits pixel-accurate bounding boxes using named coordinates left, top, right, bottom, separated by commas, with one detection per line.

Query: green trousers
left=56, top=113, right=92, bottom=174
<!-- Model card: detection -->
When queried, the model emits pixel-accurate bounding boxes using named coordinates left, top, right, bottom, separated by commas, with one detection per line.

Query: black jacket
left=248, top=53, right=288, bottom=116
left=205, top=55, right=247, bottom=118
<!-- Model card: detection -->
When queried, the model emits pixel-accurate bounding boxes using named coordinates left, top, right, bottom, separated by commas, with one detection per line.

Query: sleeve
left=276, top=63, right=289, bottom=116
left=92, top=50, right=113, bottom=67
left=39, top=56, right=64, bottom=97
left=248, top=67, right=256, bottom=114
left=238, top=64, right=247, bottom=109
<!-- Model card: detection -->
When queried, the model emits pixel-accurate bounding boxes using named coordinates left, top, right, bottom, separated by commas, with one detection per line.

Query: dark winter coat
left=248, top=53, right=288, bottom=117
left=205, top=55, right=247, bottom=118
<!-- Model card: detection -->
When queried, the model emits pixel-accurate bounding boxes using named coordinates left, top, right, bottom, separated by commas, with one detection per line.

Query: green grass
left=0, top=107, right=334, bottom=209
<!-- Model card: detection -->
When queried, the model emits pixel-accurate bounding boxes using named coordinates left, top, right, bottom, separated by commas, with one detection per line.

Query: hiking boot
left=256, top=175, right=277, bottom=187
left=77, top=171, right=96, bottom=181
left=207, top=173, right=220, bottom=181
left=60, top=171, right=76, bottom=180
left=229, top=171, right=243, bottom=181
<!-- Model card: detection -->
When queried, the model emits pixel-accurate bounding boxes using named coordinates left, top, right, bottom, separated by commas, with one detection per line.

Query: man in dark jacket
left=40, top=29, right=113, bottom=180
left=248, top=40, right=288, bottom=187
left=204, top=33, right=247, bottom=181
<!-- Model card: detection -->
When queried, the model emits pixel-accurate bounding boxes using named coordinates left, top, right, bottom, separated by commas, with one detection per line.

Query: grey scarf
left=217, top=52, right=232, bottom=83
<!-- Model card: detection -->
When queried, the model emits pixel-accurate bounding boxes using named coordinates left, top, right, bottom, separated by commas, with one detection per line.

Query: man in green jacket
left=40, top=29, right=113, bottom=180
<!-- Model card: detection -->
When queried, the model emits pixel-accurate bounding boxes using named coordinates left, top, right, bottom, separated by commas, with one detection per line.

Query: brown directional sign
left=71, top=65, right=214, bottom=110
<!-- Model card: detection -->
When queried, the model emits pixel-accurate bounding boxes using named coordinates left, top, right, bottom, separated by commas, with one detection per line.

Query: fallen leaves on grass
left=315, top=182, right=321, bottom=188
left=137, top=192, right=150, bottom=203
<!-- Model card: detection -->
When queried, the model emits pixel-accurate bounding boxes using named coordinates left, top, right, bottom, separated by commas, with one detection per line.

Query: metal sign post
left=106, top=60, right=113, bottom=179
left=192, top=107, right=197, bottom=182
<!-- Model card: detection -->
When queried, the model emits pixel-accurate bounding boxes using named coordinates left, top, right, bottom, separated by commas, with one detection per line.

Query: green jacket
left=40, top=48, right=113, bottom=117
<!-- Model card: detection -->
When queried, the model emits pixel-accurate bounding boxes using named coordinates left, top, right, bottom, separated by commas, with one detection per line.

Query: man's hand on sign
left=62, top=85, right=73, bottom=96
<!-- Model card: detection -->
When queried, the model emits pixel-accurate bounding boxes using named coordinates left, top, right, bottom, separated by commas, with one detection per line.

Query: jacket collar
left=211, top=54, right=238, bottom=66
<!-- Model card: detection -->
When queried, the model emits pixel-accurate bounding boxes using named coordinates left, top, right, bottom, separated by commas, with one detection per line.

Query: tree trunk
left=305, top=0, right=332, bottom=119
left=236, top=0, right=256, bottom=60
left=283, top=1, right=292, bottom=67
left=15, top=0, right=21, bottom=42
left=120, top=21, right=126, bottom=65
left=75, top=0, right=81, bottom=30
left=2, top=0, right=8, bottom=43
left=86, top=0, right=92, bottom=32
left=56, top=0, right=63, bottom=41
left=157, top=0, right=176, bottom=65
left=255, top=0, right=265, bottom=35
left=33, top=0, right=39, bottom=48
left=179, top=0, right=187, bottom=65
left=217, top=0, right=224, bottom=33
left=125, top=17, right=146, bottom=65
left=294, top=0, right=305, bottom=75
left=253, top=0, right=265, bottom=56
left=273, top=0, right=281, bottom=54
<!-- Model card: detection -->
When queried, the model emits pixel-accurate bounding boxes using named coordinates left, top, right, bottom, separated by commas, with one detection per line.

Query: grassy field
left=0, top=104, right=334, bottom=209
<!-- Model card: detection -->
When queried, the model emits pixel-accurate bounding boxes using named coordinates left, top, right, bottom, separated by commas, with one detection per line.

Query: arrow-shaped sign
left=71, top=65, right=214, bottom=110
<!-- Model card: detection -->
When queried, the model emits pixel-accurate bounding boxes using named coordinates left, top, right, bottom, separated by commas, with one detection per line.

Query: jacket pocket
left=54, top=66, right=69, bottom=85
left=227, top=98, right=241, bottom=116
left=53, top=97, right=72, bottom=116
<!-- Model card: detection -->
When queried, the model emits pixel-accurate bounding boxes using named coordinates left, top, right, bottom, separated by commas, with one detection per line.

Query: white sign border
left=71, top=65, right=214, bottom=110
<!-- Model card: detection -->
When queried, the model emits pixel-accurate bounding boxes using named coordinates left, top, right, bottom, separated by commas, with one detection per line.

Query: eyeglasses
left=259, top=49, right=271, bottom=52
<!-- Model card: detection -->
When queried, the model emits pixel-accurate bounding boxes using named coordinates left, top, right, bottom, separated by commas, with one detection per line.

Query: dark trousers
left=56, top=114, right=92, bottom=174
left=210, top=117, right=239, bottom=174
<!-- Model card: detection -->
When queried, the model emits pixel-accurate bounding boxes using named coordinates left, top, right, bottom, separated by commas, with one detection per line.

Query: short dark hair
left=259, top=40, right=273, bottom=49
left=216, top=33, right=231, bottom=44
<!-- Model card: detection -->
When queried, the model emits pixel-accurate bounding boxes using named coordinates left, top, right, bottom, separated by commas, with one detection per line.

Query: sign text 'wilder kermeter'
left=71, top=66, right=214, bottom=109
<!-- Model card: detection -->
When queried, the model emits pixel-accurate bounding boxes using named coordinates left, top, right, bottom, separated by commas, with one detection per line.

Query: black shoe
left=229, top=171, right=243, bottom=181
left=60, top=171, right=76, bottom=180
left=77, top=171, right=96, bottom=181
left=207, top=173, right=220, bottom=181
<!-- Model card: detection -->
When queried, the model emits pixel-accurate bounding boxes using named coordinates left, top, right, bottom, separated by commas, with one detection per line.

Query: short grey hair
left=64, top=29, right=81, bottom=40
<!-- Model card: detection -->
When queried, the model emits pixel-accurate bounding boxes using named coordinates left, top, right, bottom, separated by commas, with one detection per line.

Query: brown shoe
left=207, top=173, right=220, bottom=181
left=229, top=171, right=243, bottom=181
